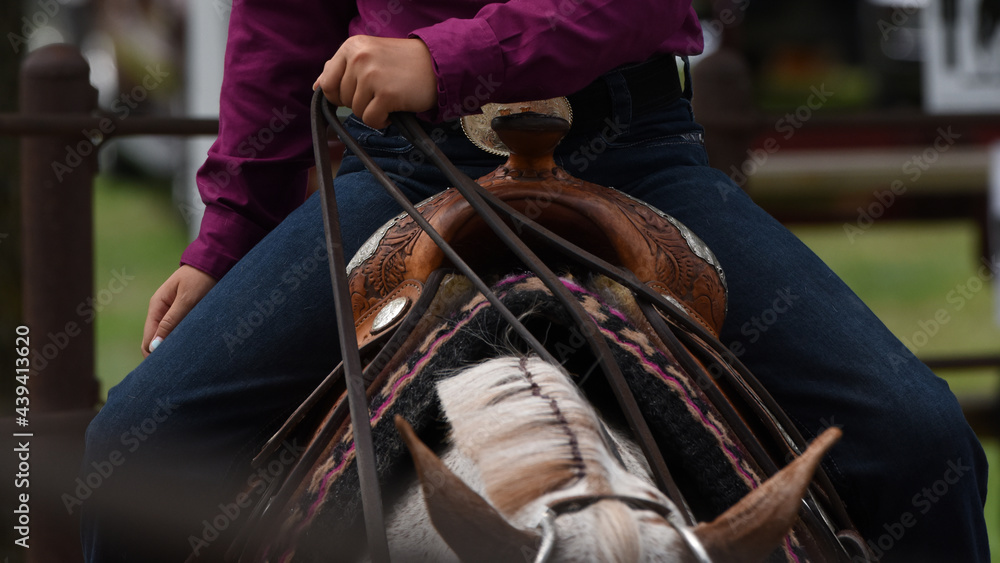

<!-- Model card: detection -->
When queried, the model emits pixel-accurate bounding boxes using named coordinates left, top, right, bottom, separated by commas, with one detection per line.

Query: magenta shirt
left=182, top=0, right=704, bottom=279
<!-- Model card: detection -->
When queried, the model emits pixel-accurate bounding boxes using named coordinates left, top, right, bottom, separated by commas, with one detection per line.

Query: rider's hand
left=313, top=36, right=438, bottom=129
left=142, top=265, right=217, bottom=358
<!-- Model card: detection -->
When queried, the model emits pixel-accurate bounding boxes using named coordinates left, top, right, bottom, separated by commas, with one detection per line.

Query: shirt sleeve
left=181, top=0, right=355, bottom=279
left=411, top=0, right=702, bottom=121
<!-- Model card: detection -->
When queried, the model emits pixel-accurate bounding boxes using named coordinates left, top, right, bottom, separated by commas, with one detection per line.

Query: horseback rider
left=80, top=0, right=990, bottom=561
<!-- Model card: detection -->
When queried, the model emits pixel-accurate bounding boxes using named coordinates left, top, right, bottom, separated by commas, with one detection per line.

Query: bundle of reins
left=231, top=89, right=874, bottom=563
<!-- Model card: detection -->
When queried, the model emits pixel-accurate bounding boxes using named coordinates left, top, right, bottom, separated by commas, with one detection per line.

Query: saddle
left=224, top=99, right=876, bottom=563
left=347, top=140, right=727, bottom=349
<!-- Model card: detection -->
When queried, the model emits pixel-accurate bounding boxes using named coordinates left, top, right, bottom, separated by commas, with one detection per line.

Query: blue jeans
left=81, top=77, right=989, bottom=562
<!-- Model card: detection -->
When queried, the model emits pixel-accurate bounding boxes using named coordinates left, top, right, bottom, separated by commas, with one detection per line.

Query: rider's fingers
left=142, top=287, right=175, bottom=357
left=360, top=95, right=390, bottom=130
left=317, top=55, right=348, bottom=106
left=353, top=75, right=388, bottom=128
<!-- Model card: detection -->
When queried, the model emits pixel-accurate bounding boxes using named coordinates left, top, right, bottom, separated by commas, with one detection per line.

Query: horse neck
left=436, top=355, right=673, bottom=524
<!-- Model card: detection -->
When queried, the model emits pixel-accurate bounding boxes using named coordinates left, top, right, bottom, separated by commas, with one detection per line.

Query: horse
left=220, top=101, right=869, bottom=563
left=390, top=356, right=841, bottom=563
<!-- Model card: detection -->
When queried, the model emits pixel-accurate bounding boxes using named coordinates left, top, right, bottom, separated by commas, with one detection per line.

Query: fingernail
left=149, top=336, right=163, bottom=353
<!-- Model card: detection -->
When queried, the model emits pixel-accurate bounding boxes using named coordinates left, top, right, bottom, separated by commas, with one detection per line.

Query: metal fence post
left=20, top=44, right=99, bottom=412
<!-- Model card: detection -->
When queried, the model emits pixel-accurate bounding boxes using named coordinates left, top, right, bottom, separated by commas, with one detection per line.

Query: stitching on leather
left=650, top=282, right=718, bottom=336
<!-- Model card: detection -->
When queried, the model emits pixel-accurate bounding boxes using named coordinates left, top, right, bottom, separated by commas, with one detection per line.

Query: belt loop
left=602, top=70, right=632, bottom=137
left=680, top=56, right=693, bottom=101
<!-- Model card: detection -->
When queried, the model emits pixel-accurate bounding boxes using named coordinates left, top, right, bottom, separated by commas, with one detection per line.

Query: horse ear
left=693, top=427, right=842, bottom=563
left=394, top=415, right=541, bottom=562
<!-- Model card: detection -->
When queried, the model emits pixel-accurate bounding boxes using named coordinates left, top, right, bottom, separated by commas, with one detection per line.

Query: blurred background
left=2, top=0, right=1000, bottom=560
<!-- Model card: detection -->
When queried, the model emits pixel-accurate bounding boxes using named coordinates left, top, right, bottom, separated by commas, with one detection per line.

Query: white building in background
left=922, top=0, right=1000, bottom=113
left=178, top=0, right=229, bottom=240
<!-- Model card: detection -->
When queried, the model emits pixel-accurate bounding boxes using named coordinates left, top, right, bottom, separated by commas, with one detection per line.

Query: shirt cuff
left=179, top=204, right=270, bottom=280
left=411, top=17, right=505, bottom=122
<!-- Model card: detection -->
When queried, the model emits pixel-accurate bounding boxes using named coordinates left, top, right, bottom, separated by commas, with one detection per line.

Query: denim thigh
left=558, top=99, right=989, bottom=562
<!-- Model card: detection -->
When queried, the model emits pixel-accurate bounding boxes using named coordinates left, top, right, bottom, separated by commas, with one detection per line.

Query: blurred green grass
left=791, top=221, right=1000, bottom=559
left=93, top=174, right=189, bottom=393
left=93, top=175, right=999, bottom=557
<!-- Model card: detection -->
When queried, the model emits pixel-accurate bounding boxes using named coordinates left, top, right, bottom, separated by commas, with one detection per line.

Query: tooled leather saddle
left=346, top=137, right=727, bottom=350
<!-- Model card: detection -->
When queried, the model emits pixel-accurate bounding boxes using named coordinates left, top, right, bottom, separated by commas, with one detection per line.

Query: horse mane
left=436, top=356, right=673, bottom=563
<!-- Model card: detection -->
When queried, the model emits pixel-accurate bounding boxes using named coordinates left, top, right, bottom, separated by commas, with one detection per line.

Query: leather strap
left=310, top=88, right=390, bottom=563
left=391, top=111, right=696, bottom=525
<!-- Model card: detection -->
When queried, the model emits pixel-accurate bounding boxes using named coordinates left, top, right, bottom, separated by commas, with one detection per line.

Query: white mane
left=434, top=356, right=691, bottom=562
left=381, top=354, right=839, bottom=562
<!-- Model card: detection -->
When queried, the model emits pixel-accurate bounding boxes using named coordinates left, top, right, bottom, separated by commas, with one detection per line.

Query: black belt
left=566, top=55, right=683, bottom=134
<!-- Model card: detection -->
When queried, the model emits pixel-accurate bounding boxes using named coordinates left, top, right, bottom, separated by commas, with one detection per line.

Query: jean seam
left=607, top=135, right=704, bottom=150
left=785, top=409, right=853, bottom=497
left=344, top=116, right=416, bottom=155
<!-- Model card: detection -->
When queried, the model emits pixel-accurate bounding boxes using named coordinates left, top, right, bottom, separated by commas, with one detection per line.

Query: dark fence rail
left=0, top=113, right=218, bottom=137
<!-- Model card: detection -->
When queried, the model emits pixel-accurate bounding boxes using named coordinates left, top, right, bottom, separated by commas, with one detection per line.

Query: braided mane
left=437, top=356, right=685, bottom=563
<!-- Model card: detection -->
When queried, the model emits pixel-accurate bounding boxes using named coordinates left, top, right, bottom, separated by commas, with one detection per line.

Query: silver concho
left=371, top=296, right=410, bottom=334
left=461, top=97, right=574, bottom=156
